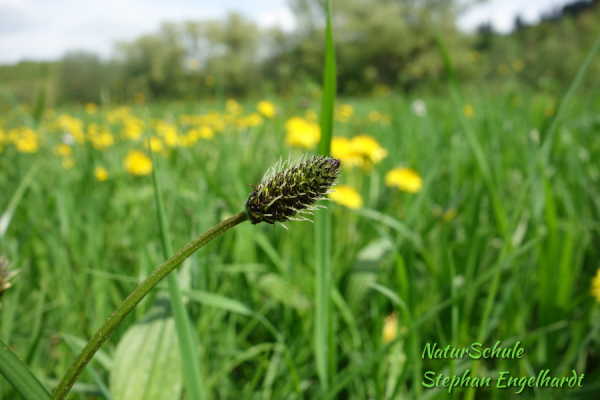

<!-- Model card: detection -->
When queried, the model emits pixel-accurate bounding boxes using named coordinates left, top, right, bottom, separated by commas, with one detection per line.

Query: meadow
left=1, top=64, right=600, bottom=398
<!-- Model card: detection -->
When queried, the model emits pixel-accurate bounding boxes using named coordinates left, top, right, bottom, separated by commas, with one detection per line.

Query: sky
left=0, top=0, right=575, bottom=65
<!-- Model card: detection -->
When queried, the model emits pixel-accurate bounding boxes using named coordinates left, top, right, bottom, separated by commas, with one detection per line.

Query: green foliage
left=1, top=86, right=600, bottom=398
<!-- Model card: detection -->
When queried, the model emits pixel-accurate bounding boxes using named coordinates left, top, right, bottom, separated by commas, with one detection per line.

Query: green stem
left=51, top=211, right=249, bottom=400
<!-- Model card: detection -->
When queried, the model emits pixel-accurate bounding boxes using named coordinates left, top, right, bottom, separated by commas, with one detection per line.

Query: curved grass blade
left=0, top=339, right=51, bottom=400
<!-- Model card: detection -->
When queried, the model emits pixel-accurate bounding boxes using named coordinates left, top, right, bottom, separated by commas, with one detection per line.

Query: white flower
left=411, top=99, right=427, bottom=117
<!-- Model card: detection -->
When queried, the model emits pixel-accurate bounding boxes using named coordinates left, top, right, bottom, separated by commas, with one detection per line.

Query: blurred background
left=1, top=0, right=599, bottom=105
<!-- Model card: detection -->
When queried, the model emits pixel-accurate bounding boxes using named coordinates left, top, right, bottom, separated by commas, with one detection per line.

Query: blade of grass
left=0, top=162, right=38, bottom=238
left=0, top=339, right=51, bottom=400
left=315, top=0, right=337, bottom=392
left=149, top=138, right=206, bottom=400
left=539, top=35, right=600, bottom=165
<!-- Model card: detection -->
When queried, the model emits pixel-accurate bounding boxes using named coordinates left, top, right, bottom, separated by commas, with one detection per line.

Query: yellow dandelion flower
left=238, top=113, right=263, bottom=128
left=226, top=99, right=243, bottom=115
left=591, top=269, right=600, bottom=302
left=335, top=104, right=355, bottom=123
left=144, top=136, right=164, bottom=153
left=95, top=166, right=109, bottom=181
left=463, top=104, right=474, bottom=119
left=383, top=313, right=398, bottom=344
left=62, top=157, right=74, bottom=169
left=124, top=150, right=152, bottom=176
left=331, top=137, right=362, bottom=168
left=257, top=100, right=276, bottom=118
left=350, top=135, right=388, bottom=165
left=85, top=103, right=98, bottom=115
left=90, top=131, right=115, bottom=150
left=386, top=167, right=423, bottom=193
left=53, top=143, right=72, bottom=157
left=329, top=185, right=363, bottom=209
left=285, top=116, right=321, bottom=149
left=15, top=138, right=38, bottom=153
left=197, top=126, right=214, bottom=139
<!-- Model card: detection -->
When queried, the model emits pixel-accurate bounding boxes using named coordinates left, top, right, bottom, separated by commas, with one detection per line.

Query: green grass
left=1, top=82, right=600, bottom=399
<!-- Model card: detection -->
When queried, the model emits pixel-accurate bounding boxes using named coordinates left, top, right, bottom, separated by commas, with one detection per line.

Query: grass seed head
left=245, top=155, right=341, bottom=226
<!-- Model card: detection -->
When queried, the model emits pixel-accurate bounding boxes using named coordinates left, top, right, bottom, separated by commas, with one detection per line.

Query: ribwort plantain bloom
left=245, top=155, right=341, bottom=227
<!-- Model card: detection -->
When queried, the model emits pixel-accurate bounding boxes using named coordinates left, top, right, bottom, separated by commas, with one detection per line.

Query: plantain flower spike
left=246, top=155, right=341, bottom=228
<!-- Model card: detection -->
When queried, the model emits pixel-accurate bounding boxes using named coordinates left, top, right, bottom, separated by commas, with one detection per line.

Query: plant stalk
left=51, top=211, right=249, bottom=400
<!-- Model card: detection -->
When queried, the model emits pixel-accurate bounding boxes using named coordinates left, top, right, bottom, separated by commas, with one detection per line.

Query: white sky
left=0, top=0, right=575, bottom=65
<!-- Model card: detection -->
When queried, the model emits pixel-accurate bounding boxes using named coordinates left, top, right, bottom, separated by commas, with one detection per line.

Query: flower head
left=285, top=117, right=321, bottom=149
left=257, top=100, right=276, bottom=118
left=95, top=166, right=109, bottom=181
left=245, top=155, right=340, bottom=227
left=124, top=150, right=152, bottom=176
left=329, top=185, right=363, bottom=209
left=386, top=167, right=423, bottom=193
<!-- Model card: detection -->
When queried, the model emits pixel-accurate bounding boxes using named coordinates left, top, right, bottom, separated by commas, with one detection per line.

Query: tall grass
left=1, top=33, right=600, bottom=400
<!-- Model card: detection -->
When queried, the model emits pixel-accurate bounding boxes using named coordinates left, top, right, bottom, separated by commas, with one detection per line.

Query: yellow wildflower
left=90, top=130, right=115, bottom=150
left=133, top=93, right=145, bottom=104
left=124, top=150, right=152, bottom=176
left=331, top=137, right=362, bottom=168
left=335, top=104, right=354, bottom=123
left=591, top=269, right=600, bottom=302
left=85, top=103, right=98, bottom=115
left=383, top=313, right=398, bottom=344
left=285, top=116, right=321, bottom=149
left=331, top=135, right=387, bottom=169
left=257, top=100, right=276, bottom=118
left=386, top=167, right=423, bottom=193
left=463, top=104, right=474, bottom=119
left=95, top=167, right=109, bottom=181
left=237, top=113, right=263, bottom=128
left=350, top=135, right=388, bottom=165
left=226, top=99, right=243, bottom=115
left=13, top=127, right=39, bottom=153
left=53, top=143, right=72, bottom=157
left=329, top=185, right=363, bottom=209
left=197, top=126, right=214, bottom=139
left=62, top=157, right=74, bottom=169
